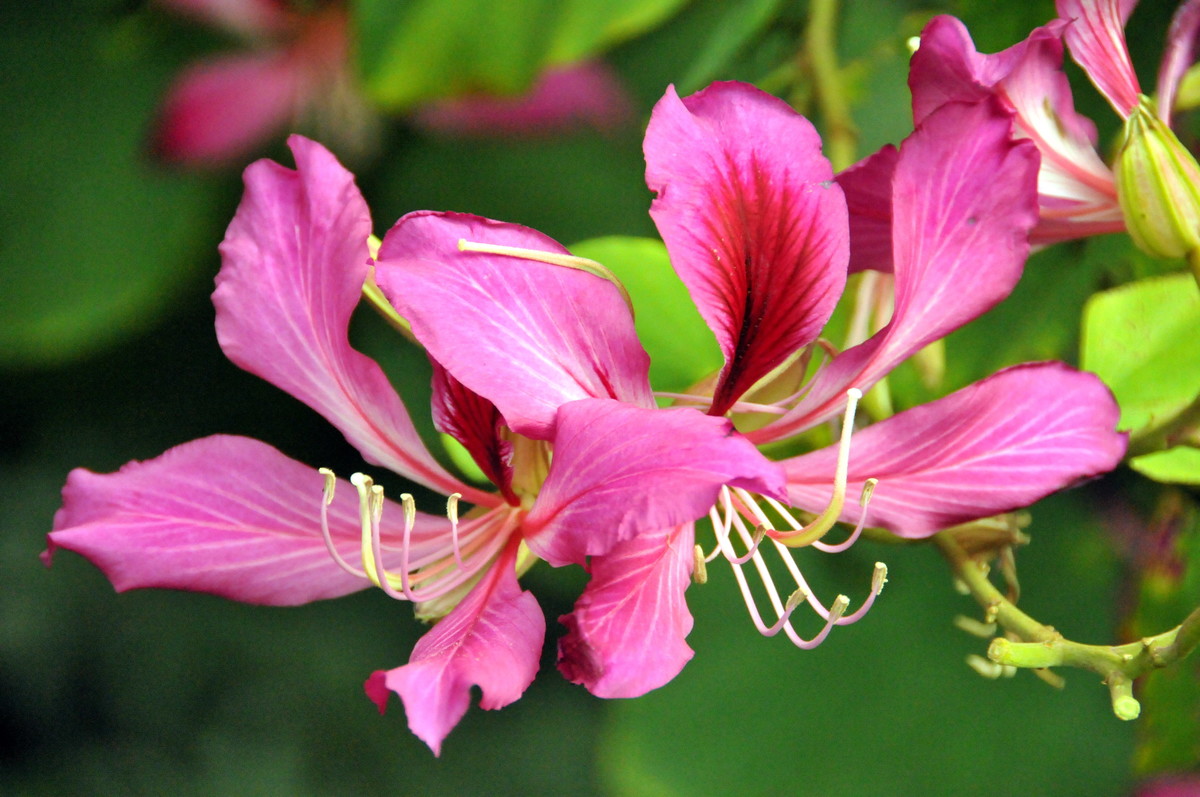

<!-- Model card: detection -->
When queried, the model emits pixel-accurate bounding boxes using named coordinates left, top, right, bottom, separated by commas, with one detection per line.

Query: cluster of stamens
left=693, top=388, right=887, bottom=648
left=317, top=469, right=517, bottom=605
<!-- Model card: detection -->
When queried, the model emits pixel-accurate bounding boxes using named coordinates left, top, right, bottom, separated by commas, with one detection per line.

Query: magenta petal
left=523, top=398, right=786, bottom=567
left=757, top=98, right=1039, bottom=440
left=837, top=145, right=899, bottom=273
left=558, top=523, right=695, bottom=698
left=910, top=16, right=1121, bottom=248
left=644, top=82, right=849, bottom=416
left=374, top=212, right=653, bottom=440
left=783, top=363, right=1126, bottom=538
left=365, top=541, right=543, bottom=756
left=1157, top=0, right=1200, bottom=126
left=413, top=61, right=633, bottom=137
left=45, top=435, right=451, bottom=605
left=1057, top=0, right=1142, bottom=116
left=153, top=51, right=301, bottom=167
left=214, top=137, right=480, bottom=501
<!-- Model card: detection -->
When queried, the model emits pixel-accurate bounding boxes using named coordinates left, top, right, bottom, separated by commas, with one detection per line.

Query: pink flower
left=151, top=1, right=633, bottom=167
left=44, top=136, right=783, bottom=754
left=905, top=0, right=1200, bottom=250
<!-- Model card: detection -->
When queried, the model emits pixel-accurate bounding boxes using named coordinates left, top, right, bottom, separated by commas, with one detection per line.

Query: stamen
left=771, top=388, right=864, bottom=548
left=447, top=493, right=464, bottom=568
left=692, top=545, right=708, bottom=584
left=318, top=468, right=367, bottom=578
left=811, top=478, right=878, bottom=553
left=457, top=239, right=634, bottom=314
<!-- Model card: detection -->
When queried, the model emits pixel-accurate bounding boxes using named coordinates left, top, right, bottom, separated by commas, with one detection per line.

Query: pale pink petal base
left=365, top=541, right=544, bottom=756
left=784, top=363, right=1126, bottom=537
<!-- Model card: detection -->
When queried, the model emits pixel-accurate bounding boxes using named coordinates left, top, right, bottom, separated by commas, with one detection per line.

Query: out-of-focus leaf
left=1130, top=447, right=1200, bottom=485
left=1081, top=273, right=1200, bottom=437
left=353, top=0, right=687, bottom=111
left=0, top=4, right=223, bottom=366
left=569, top=236, right=721, bottom=394
left=676, top=0, right=784, bottom=94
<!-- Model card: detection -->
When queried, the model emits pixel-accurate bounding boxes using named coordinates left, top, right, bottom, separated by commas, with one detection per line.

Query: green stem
left=804, top=0, right=857, bottom=171
left=933, top=527, right=1200, bottom=720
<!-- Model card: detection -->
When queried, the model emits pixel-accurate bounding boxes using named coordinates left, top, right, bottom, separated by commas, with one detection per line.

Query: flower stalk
left=935, top=524, right=1200, bottom=721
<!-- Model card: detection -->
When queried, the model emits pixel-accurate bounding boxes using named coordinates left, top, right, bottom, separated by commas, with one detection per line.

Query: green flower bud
left=1114, top=96, right=1200, bottom=260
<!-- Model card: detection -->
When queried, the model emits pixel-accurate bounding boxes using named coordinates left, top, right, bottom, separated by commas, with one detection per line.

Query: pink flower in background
left=413, top=61, right=633, bottom=138
left=44, top=136, right=783, bottom=753
left=151, top=0, right=634, bottom=167
left=152, top=0, right=367, bottom=167
left=905, top=0, right=1200, bottom=251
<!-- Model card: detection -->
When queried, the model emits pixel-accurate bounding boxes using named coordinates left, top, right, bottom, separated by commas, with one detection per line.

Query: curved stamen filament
left=321, top=469, right=511, bottom=604
left=766, top=387, right=864, bottom=548
left=457, top=238, right=634, bottom=314
left=703, top=484, right=888, bottom=649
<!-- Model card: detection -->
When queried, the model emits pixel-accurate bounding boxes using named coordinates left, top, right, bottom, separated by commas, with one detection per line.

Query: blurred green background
left=2, top=0, right=1188, bottom=793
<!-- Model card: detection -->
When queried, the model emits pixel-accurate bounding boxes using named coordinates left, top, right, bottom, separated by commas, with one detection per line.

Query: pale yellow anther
left=860, top=478, right=878, bottom=507
left=692, top=545, right=708, bottom=584
left=785, top=588, right=807, bottom=613
left=457, top=238, right=634, bottom=314
left=829, top=594, right=851, bottom=622
left=319, top=467, right=336, bottom=505
left=447, top=493, right=462, bottom=523
left=871, top=562, right=888, bottom=595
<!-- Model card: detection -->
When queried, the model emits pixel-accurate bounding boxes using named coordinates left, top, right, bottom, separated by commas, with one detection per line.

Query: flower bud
left=1114, top=97, right=1200, bottom=260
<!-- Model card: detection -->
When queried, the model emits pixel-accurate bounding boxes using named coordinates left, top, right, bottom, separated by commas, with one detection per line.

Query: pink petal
left=374, top=212, right=654, bottom=440
left=152, top=51, right=302, bottom=167
left=558, top=523, right=695, bottom=698
left=911, top=16, right=1122, bottom=247
left=413, top=61, right=633, bottom=137
left=1157, top=0, right=1200, bottom=126
left=783, top=363, right=1126, bottom=538
left=838, top=145, right=899, bottom=273
left=1057, top=0, right=1142, bottom=116
left=44, top=435, right=453, bottom=605
left=755, top=98, right=1040, bottom=441
left=214, top=137, right=484, bottom=502
left=430, top=361, right=516, bottom=503
left=365, top=540, right=544, bottom=756
left=523, top=398, right=786, bottom=567
left=644, top=82, right=849, bottom=416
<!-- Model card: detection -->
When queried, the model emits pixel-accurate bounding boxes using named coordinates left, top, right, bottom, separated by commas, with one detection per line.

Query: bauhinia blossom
left=44, top=136, right=784, bottom=754
left=903, top=0, right=1200, bottom=255
left=45, top=79, right=1127, bottom=754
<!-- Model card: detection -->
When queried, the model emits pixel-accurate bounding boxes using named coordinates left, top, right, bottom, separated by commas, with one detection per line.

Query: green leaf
left=1130, top=446, right=1200, bottom=485
left=569, top=236, right=721, bottom=394
left=352, top=0, right=687, bottom=111
left=676, top=0, right=784, bottom=94
left=0, top=4, right=223, bottom=366
left=1081, top=273, right=1200, bottom=437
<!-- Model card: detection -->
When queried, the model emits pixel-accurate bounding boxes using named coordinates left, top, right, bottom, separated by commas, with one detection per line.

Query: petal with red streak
left=374, top=211, right=653, bottom=440
left=365, top=541, right=543, bottom=756
left=758, top=98, right=1039, bottom=440
left=645, top=82, right=849, bottom=416
left=558, top=523, right=695, bottom=698
left=523, top=398, right=785, bottom=567
left=783, top=363, right=1126, bottom=538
